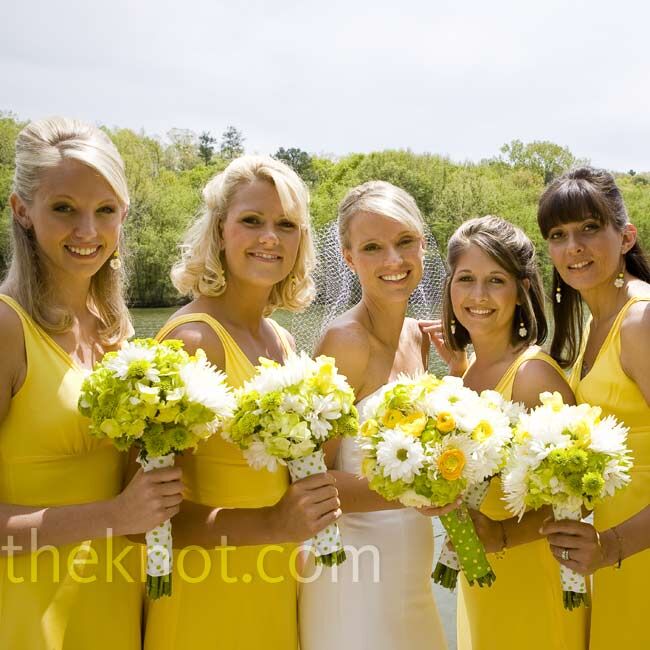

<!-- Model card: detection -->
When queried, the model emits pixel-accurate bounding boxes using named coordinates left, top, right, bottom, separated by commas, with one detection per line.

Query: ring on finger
left=561, top=548, right=570, bottom=561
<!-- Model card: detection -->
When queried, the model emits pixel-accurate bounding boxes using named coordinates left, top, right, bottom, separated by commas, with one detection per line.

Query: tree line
left=1, top=112, right=648, bottom=306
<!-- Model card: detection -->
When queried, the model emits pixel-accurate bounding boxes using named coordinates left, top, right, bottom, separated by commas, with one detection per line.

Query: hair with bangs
left=337, top=180, right=425, bottom=249
left=442, top=215, right=548, bottom=351
left=1, top=116, right=132, bottom=345
left=538, top=167, right=650, bottom=367
left=171, top=155, right=315, bottom=315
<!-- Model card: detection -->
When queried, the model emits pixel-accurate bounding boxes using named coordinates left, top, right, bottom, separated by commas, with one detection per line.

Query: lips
left=65, top=245, right=101, bottom=257
left=567, top=260, right=592, bottom=270
left=464, top=307, right=495, bottom=316
left=379, top=271, right=409, bottom=282
left=248, top=251, right=282, bottom=262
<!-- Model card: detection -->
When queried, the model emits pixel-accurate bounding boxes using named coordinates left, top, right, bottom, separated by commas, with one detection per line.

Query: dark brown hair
left=538, top=167, right=650, bottom=367
left=442, top=215, right=548, bottom=351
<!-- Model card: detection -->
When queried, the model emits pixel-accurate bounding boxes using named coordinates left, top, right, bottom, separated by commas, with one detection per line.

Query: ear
left=522, top=278, right=531, bottom=292
left=621, top=223, right=637, bottom=254
left=120, top=204, right=129, bottom=224
left=10, top=193, right=32, bottom=229
left=343, top=247, right=355, bottom=274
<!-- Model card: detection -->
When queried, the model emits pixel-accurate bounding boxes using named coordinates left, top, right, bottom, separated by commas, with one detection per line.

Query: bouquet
left=78, top=338, right=235, bottom=598
left=432, top=389, right=522, bottom=589
left=503, top=391, right=632, bottom=609
left=223, top=352, right=359, bottom=565
left=360, top=374, right=513, bottom=588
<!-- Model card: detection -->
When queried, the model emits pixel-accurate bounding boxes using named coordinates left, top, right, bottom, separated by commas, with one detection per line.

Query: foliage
left=198, top=131, right=216, bottom=165
left=219, top=126, right=245, bottom=160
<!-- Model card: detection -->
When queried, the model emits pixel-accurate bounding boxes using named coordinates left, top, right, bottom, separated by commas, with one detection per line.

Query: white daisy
left=179, top=355, right=235, bottom=422
left=244, top=441, right=282, bottom=472
left=376, top=428, right=425, bottom=482
left=105, top=342, right=158, bottom=381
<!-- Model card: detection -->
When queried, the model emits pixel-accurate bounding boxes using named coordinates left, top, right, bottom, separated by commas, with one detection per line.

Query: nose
left=566, top=231, right=584, bottom=255
left=74, top=209, right=99, bottom=240
left=470, top=281, right=489, bottom=302
left=384, top=245, right=404, bottom=267
left=258, top=225, right=280, bottom=247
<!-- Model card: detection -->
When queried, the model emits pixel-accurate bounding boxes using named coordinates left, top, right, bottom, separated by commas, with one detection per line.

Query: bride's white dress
left=299, top=389, right=448, bottom=650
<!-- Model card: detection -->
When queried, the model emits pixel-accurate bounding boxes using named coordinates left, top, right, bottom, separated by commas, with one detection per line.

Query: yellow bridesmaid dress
left=145, top=314, right=299, bottom=650
left=569, top=296, right=650, bottom=650
left=0, top=295, right=142, bottom=650
left=457, top=345, right=588, bottom=650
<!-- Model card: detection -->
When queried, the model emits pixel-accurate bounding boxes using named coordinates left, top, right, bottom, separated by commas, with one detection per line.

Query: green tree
left=165, top=128, right=199, bottom=171
left=198, top=131, right=216, bottom=165
left=499, top=139, right=583, bottom=184
left=219, top=126, right=244, bottom=160
left=274, top=147, right=316, bottom=183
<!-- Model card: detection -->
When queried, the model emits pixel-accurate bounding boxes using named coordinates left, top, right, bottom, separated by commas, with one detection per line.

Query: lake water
left=130, top=306, right=458, bottom=647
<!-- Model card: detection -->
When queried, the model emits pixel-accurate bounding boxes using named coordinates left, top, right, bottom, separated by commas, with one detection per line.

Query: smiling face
left=450, top=243, right=521, bottom=340
left=12, top=157, right=125, bottom=282
left=220, top=178, right=301, bottom=289
left=343, top=211, right=424, bottom=303
left=546, top=217, right=632, bottom=292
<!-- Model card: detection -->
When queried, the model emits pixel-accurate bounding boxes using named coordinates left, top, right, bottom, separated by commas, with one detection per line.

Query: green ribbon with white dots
left=439, top=503, right=495, bottom=587
left=288, top=449, right=346, bottom=566
left=138, top=453, right=174, bottom=599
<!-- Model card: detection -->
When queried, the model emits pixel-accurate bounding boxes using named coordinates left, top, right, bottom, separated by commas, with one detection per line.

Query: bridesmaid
left=144, top=155, right=340, bottom=650
left=0, top=117, right=183, bottom=649
left=299, top=181, right=453, bottom=650
left=427, top=215, right=587, bottom=650
left=538, top=168, right=650, bottom=650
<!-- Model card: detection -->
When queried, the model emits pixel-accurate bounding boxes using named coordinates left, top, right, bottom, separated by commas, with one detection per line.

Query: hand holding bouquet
left=360, top=374, right=513, bottom=588
left=223, top=352, right=359, bottom=565
left=503, top=391, right=632, bottom=609
left=79, top=338, right=235, bottom=598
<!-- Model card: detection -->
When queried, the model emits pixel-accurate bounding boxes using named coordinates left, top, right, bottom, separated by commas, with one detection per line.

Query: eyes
left=548, top=221, right=600, bottom=240
left=455, top=274, right=505, bottom=284
left=361, top=236, right=417, bottom=252
left=52, top=202, right=117, bottom=215
left=241, top=215, right=297, bottom=230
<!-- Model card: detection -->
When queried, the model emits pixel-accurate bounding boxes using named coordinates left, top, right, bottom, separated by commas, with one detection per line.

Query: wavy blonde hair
left=1, top=116, right=132, bottom=345
left=171, top=155, right=315, bottom=314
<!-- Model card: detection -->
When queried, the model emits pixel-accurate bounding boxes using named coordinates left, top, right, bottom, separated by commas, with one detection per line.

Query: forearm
left=502, top=506, right=552, bottom=549
left=330, top=470, right=402, bottom=514
left=169, top=500, right=282, bottom=549
left=0, top=500, right=118, bottom=555
left=602, top=504, right=650, bottom=565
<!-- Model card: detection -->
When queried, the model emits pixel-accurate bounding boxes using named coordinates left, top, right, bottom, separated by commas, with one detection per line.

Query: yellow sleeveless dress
left=145, top=314, right=299, bottom=650
left=0, top=295, right=142, bottom=650
left=569, top=296, right=650, bottom=650
left=457, top=345, right=588, bottom=650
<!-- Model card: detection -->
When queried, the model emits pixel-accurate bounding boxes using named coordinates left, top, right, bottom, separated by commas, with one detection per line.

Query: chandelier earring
left=450, top=318, right=457, bottom=335
left=555, top=285, right=562, bottom=303
left=614, top=264, right=625, bottom=289
left=109, top=249, right=122, bottom=270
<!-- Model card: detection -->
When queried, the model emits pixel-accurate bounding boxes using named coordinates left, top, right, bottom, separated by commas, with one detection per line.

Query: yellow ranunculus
left=382, top=409, right=406, bottom=428
left=361, top=457, right=376, bottom=477
left=540, top=391, right=564, bottom=412
left=437, top=448, right=466, bottom=481
left=419, top=375, right=442, bottom=391
left=360, top=418, right=379, bottom=437
left=472, top=420, right=493, bottom=442
left=400, top=412, right=427, bottom=437
left=436, top=412, right=456, bottom=433
left=571, top=419, right=592, bottom=447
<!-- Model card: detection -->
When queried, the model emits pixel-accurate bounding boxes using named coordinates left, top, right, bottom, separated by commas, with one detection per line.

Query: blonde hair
left=337, top=180, right=425, bottom=249
left=1, top=116, right=132, bottom=345
left=171, top=155, right=315, bottom=314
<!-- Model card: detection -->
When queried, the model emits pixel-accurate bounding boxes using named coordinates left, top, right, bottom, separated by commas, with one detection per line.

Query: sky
left=2, top=0, right=649, bottom=171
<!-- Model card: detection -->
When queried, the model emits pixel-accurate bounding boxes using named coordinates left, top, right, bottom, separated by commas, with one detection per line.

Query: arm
left=157, top=323, right=341, bottom=547
left=418, top=319, right=468, bottom=376
left=511, top=358, right=576, bottom=408
left=620, top=300, right=650, bottom=406
left=0, top=304, right=183, bottom=555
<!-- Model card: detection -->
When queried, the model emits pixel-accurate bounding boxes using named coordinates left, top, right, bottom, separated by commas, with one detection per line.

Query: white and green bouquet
left=78, top=338, right=235, bottom=598
left=503, top=391, right=632, bottom=609
left=432, top=389, right=522, bottom=589
left=223, top=352, right=359, bottom=566
left=360, top=374, right=513, bottom=588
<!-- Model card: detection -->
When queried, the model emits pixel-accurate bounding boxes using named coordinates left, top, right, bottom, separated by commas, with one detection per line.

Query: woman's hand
left=111, top=466, right=184, bottom=535
left=419, top=319, right=468, bottom=376
left=416, top=497, right=462, bottom=518
left=540, top=518, right=615, bottom=576
left=269, top=473, right=341, bottom=543
left=468, top=509, right=506, bottom=553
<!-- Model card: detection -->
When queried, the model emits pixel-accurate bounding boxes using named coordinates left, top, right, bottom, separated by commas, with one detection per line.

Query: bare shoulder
left=620, top=298, right=650, bottom=387
left=0, top=301, right=26, bottom=416
left=271, top=321, right=297, bottom=353
left=163, top=321, right=226, bottom=370
left=512, top=357, right=574, bottom=408
left=316, top=316, right=370, bottom=392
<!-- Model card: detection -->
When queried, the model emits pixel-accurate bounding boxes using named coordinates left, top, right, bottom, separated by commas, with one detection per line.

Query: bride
left=298, top=181, right=454, bottom=650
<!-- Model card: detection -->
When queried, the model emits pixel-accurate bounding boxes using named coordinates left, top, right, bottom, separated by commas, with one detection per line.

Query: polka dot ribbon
left=552, top=503, right=587, bottom=608
left=288, top=449, right=346, bottom=566
left=138, top=453, right=174, bottom=580
left=437, top=479, right=491, bottom=573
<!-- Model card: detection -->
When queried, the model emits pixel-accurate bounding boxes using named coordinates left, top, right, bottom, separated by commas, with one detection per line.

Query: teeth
left=381, top=273, right=407, bottom=281
left=252, top=252, right=280, bottom=260
left=569, top=261, right=591, bottom=269
left=467, top=308, right=493, bottom=315
left=67, top=246, right=99, bottom=256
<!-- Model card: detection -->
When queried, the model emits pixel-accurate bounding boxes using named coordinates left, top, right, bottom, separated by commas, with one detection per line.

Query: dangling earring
left=555, top=285, right=562, bottom=303
left=614, top=271, right=625, bottom=289
left=109, top=249, right=122, bottom=270
left=450, top=318, right=456, bottom=335
left=518, top=320, right=528, bottom=338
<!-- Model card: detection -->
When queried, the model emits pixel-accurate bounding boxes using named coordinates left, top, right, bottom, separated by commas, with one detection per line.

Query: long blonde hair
left=1, top=116, right=132, bottom=345
left=171, top=155, right=315, bottom=314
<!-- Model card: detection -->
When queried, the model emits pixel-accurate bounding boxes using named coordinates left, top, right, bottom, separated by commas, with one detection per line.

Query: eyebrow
left=456, top=269, right=507, bottom=275
left=358, top=231, right=417, bottom=245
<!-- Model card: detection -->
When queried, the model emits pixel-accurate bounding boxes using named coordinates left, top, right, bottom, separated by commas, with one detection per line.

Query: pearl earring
left=614, top=271, right=625, bottom=289
left=555, top=286, right=562, bottom=303
left=109, top=250, right=122, bottom=270
left=451, top=318, right=456, bottom=335
left=518, top=321, right=528, bottom=338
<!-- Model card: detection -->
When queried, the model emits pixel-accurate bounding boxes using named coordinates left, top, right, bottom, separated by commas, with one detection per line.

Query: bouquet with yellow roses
left=360, top=375, right=513, bottom=587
